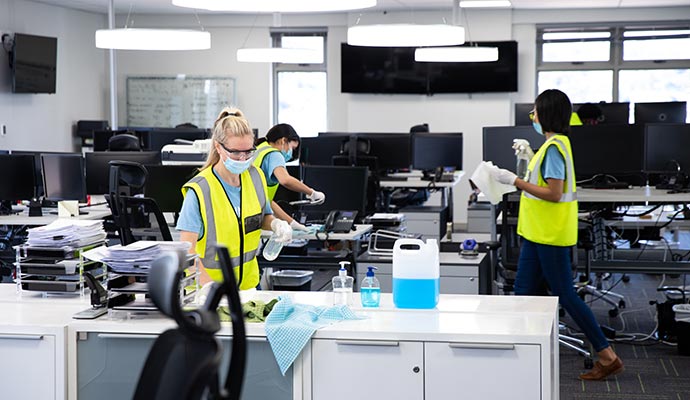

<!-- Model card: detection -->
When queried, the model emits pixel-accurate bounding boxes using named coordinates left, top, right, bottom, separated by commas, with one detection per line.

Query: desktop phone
left=323, top=210, right=358, bottom=233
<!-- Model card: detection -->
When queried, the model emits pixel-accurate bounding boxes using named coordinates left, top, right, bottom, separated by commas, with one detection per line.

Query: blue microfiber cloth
left=265, top=296, right=363, bottom=375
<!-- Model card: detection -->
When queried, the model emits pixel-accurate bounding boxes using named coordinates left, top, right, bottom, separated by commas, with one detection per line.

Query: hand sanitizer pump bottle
left=332, top=261, right=353, bottom=305
left=360, top=266, right=381, bottom=308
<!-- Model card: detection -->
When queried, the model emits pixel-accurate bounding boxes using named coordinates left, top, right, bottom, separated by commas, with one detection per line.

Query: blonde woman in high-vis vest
left=252, top=123, right=325, bottom=231
left=489, top=89, right=623, bottom=381
left=176, top=108, right=292, bottom=290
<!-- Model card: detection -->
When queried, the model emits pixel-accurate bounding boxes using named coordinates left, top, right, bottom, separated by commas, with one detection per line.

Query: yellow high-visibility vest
left=517, top=134, right=578, bottom=246
left=252, top=141, right=280, bottom=201
left=182, top=165, right=268, bottom=289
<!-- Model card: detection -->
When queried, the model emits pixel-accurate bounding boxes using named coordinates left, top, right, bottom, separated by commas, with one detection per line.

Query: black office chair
left=133, top=245, right=246, bottom=400
left=108, top=133, right=141, bottom=151
left=107, top=160, right=172, bottom=245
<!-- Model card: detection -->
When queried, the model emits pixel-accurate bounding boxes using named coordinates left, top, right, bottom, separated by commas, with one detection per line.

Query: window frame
left=270, top=28, right=328, bottom=128
left=536, top=23, right=690, bottom=102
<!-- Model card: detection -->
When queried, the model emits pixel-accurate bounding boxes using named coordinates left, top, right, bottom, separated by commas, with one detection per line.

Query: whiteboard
left=126, top=76, right=236, bottom=129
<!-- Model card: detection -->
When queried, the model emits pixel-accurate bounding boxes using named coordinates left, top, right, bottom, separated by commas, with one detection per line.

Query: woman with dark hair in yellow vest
left=489, top=89, right=623, bottom=381
left=176, top=108, right=292, bottom=289
left=253, top=123, right=325, bottom=231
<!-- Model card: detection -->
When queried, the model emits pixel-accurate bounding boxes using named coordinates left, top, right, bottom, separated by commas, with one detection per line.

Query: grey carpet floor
left=560, top=272, right=690, bottom=399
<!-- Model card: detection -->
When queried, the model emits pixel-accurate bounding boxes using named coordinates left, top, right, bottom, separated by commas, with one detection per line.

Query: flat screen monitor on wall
left=341, top=41, right=518, bottom=95
left=634, top=101, right=687, bottom=124
left=11, top=33, right=57, bottom=94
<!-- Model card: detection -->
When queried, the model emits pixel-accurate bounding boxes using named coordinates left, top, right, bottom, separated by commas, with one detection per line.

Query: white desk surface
left=0, top=284, right=556, bottom=340
left=379, top=171, right=465, bottom=188
left=0, top=205, right=111, bottom=226
left=578, top=187, right=690, bottom=203
left=262, top=223, right=373, bottom=241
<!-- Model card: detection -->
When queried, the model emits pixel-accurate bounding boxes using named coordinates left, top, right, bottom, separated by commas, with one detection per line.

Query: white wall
left=0, top=0, right=106, bottom=152
left=2, top=3, right=688, bottom=223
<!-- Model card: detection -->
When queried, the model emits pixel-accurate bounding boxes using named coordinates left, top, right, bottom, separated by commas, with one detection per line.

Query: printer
left=161, top=139, right=211, bottom=165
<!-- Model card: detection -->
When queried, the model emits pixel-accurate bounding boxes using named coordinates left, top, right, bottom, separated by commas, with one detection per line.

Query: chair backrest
left=108, top=133, right=141, bottom=151
left=134, top=246, right=246, bottom=400
left=107, top=161, right=172, bottom=245
left=133, top=250, right=222, bottom=400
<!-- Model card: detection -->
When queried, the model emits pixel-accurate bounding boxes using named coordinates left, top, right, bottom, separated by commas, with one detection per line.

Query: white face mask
left=223, top=157, right=252, bottom=174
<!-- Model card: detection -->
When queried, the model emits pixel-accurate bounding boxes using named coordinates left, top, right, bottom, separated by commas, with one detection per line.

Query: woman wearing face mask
left=489, top=89, right=623, bottom=381
left=177, top=108, right=292, bottom=288
left=253, top=123, right=326, bottom=232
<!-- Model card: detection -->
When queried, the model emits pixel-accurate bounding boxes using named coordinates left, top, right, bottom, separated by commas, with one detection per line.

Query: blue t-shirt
left=259, top=151, right=287, bottom=187
left=540, top=144, right=566, bottom=181
left=176, top=168, right=272, bottom=236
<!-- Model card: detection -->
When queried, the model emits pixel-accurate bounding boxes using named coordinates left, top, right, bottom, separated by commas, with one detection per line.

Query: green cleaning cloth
left=219, top=298, right=279, bottom=323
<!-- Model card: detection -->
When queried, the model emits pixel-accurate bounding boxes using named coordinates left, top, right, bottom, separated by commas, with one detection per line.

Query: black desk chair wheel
left=133, top=245, right=246, bottom=400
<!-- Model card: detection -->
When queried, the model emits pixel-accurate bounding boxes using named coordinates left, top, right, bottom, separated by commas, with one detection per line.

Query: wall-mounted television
left=341, top=41, right=518, bottom=95
left=11, top=33, right=58, bottom=94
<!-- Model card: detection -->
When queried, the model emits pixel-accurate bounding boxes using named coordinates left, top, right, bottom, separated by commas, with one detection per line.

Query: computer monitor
left=302, top=166, right=368, bottom=218
left=299, top=136, right=351, bottom=165
left=93, top=129, right=151, bottom=152
left=77, top=120, right=109, bottom=139
left=644, top=123, right=690, bottom=173
left=482, top=126, right=545, bottom=171
left=85, top=151, right=162, bottom=195
left=574, top=102, right=630, bottom=124
left=273, top=165, right=302, bottom=205
left=143, top=164, right=199, bottom=213
left=634, top=101, right=687, bottom=124
left=515, top=103, right=534, bottom=126
left=411, top=132, right=463, bottom=171
left=352, top=133, right=411, bottom=172
left=0, top=154, right=36, bottom=204
left=41, top=153, right=87, bottom=202
left=570, top=124, right=645, bottom=184
left=145, top=128, right=210, bottom=153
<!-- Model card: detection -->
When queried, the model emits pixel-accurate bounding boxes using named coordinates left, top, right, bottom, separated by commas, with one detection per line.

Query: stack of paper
left=26, top=220, right=107, bottom=248
left=82, top=241, right=191, bottom=274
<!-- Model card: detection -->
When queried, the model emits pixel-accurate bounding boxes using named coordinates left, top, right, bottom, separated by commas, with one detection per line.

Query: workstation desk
left=0, top=204, right=112, bottom=226
left=379, top=171, right=464, bottom=223
left=496, top=187, right=690, bottom=274
left=0, top=284, right=559, bottom=400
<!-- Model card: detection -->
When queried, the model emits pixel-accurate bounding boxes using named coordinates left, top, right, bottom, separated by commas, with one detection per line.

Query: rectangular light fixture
left=459, top=0, right=511, bottom=8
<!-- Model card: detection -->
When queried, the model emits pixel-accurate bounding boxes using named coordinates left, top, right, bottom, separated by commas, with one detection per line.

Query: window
left=272, top=29, right=327, bottom=137
left=536, top=24, right=690, bottom=122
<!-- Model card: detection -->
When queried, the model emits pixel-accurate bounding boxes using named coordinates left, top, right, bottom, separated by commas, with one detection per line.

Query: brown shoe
left=579, top=357, right=624, bottom=381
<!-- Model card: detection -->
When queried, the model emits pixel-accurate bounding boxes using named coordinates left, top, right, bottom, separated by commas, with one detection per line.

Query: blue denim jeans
left=515, top=238, right=610, bottom=352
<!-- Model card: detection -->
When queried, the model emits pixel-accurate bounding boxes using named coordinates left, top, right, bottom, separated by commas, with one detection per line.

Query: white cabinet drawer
left=311, top=339, right=424, bottom=400
left=424, top=342, right=541, bottom=400
left=0, top=333, right=57, bottom=400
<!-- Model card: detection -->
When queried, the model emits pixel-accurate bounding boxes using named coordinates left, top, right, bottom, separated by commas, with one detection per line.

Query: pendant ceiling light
left=95, top=2, right=210, bottom=50
left=347, top=24, right=465, bottom=47
left=237, top=47, right=323, bottom=63
left=172, top=0, right=376, bottom=12
left=459, top=0, right=511, bottom=7
left=415, top=46, right=498, bottom=62
left=95, top=28, right=211, bottom=50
